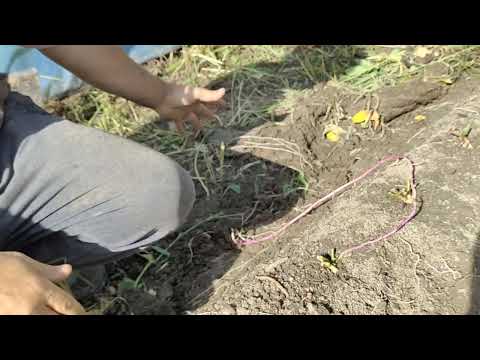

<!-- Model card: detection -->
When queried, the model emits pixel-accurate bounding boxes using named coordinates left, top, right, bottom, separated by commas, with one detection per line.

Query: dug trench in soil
left=97, top=133, right=308, bottom=314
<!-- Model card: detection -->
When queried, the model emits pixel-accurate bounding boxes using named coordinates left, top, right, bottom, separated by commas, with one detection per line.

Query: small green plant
left=317, top=248, right=340, bottom=274
left=282, top=171, right=309, bottom=196
left=295, top=171, right=309, bottom=195
left=130, top=247, right=172, bottom=289
left=449, top=124, right=474, bottom=149
left=389, top=179, right=414, bottom=205
left=118, top=277, right=137, bottom=292
left=225, top=183, right=241, bottom=194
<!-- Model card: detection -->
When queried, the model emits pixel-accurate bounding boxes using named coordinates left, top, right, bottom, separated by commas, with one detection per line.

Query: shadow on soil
left=115, top=46, right=369, bottom=314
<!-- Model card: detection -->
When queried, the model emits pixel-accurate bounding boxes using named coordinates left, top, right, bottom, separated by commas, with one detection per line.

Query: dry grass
left=337, top=45, right=480, bottom=92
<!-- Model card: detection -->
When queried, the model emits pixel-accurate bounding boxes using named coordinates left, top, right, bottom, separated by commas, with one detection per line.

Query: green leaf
left=462, top=125, right=472, bottom=138
left=151, top=246, right=170, bottom=258
left=118, top=277, right=137, bottom=292
left=317, top=248, right=339, bottom=273
left=227, top=183, right=241, bottom=194
left=139, top=253, right=155, bottom=263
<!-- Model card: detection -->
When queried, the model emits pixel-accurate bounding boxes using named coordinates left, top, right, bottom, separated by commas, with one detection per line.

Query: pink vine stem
left=235, top=155, right=418, bottom=258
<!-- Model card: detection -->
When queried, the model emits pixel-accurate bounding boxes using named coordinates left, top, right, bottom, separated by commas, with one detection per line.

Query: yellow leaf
left=439, top=78, right=454, bottom=85
left=352, top=110, right=370, bottom=124
left=325, top=131, right=339, bottom=142
left=414, top=114, right=427, bottom=122
left=323, top=124, right=345, bottom=143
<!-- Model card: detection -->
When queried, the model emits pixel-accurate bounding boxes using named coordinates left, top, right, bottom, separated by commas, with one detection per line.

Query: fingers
left=36, top=307, right=60, bottom=315
left=18, top=254, right=72, bottom=283
left=192, top=87, right=225, bottom=103
left=45, top=264, right=72, bottom=282
left=44, top=283, right=86, bottom=315
left=195, top=103, right=216, bottom=119
left=160, top=107, right=185, bottom=133
left=160, top=92, right=225, bottom=134
left=167, top=107, right=207, bottom=134
left=186, top=112, right=202, bottom=133
left=213, top=98, right=227, bottom=107
left=175, top=118, right=185, bottom=133
left=38, top=264, right=72, bottom=283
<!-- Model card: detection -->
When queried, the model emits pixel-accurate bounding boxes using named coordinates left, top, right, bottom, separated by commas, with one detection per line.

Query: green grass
left=337, top=45, right=480, bottom=92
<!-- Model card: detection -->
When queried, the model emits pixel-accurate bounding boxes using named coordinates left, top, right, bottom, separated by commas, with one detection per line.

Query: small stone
left=147, top=288, right=157, bottom=296
left=306, top=303, right=318, bottom=315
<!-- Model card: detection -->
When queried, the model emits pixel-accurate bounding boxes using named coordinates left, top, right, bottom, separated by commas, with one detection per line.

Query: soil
left=93, top=73, right=480, bottom=315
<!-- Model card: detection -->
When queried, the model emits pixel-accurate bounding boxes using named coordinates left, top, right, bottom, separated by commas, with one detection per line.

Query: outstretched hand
left=155, top=84, right=226, bottom=133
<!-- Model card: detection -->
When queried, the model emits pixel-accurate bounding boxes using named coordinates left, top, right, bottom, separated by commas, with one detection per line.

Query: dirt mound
left=233, top=79, right=446, bottom=194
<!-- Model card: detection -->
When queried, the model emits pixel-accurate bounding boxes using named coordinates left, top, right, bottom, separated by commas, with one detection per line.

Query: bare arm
left=41, top=46, right=168, bottom=110
left=39, top=45, right=225, bottom=132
